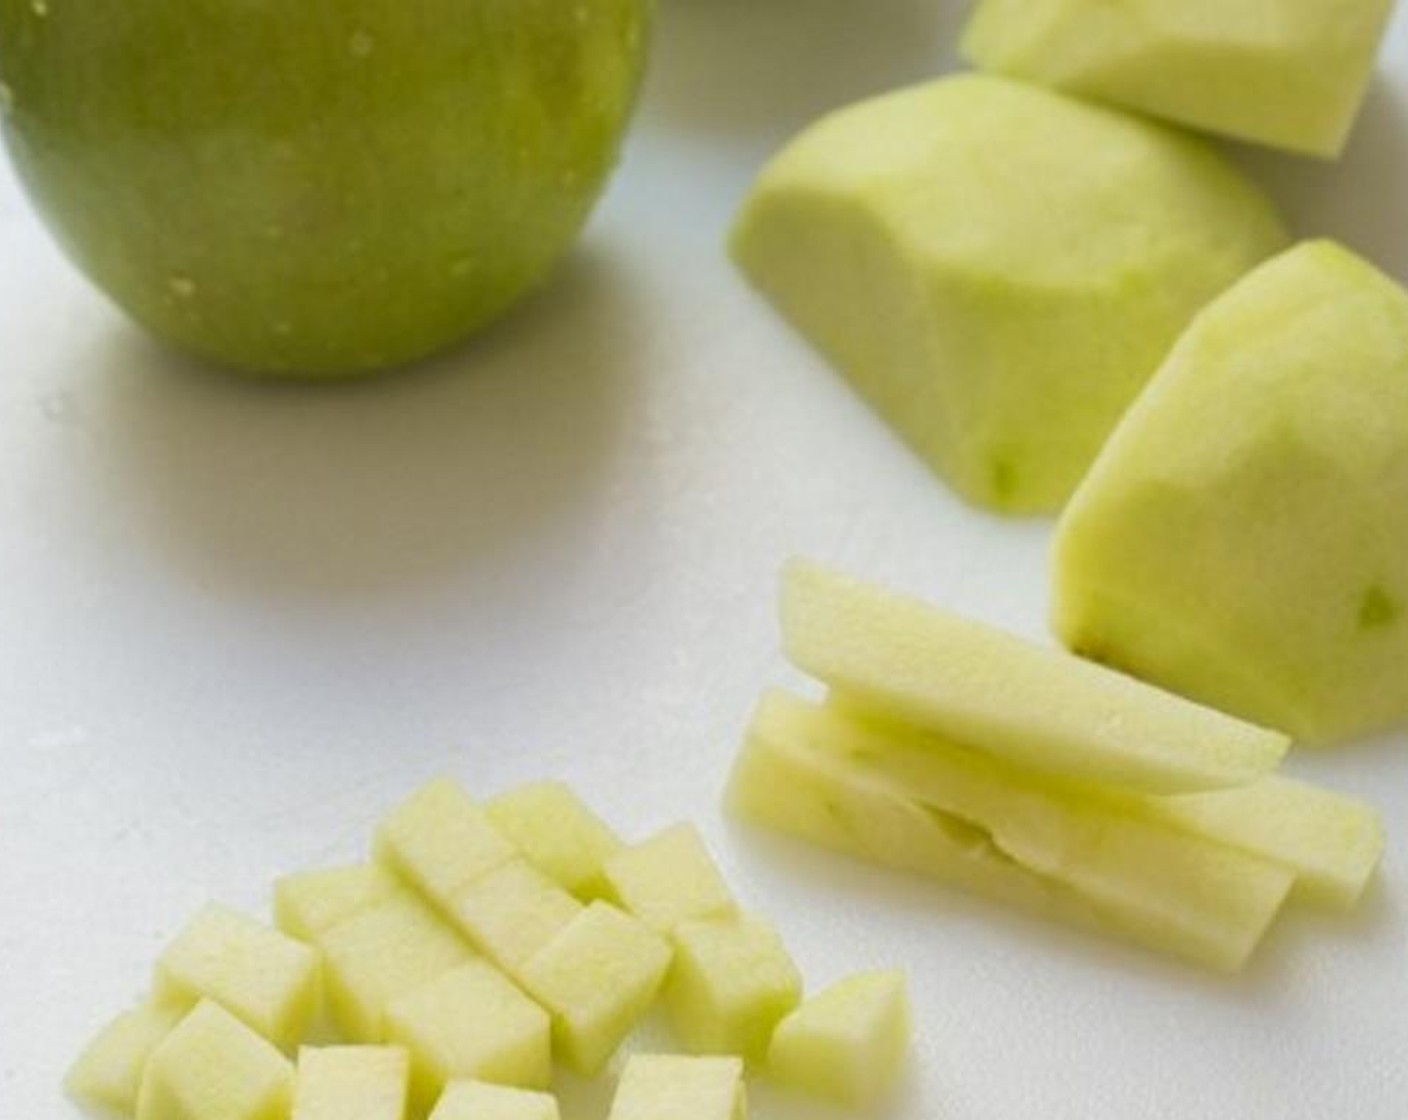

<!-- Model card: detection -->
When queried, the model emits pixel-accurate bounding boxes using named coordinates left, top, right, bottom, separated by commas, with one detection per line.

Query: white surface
left=4, top=2, right=1408, bottom=1117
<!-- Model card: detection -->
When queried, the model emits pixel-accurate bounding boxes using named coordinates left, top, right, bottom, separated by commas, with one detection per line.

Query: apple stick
left=729, top=690, right=1294, bottom=971
left=781, top=560, right=1289, bottom=794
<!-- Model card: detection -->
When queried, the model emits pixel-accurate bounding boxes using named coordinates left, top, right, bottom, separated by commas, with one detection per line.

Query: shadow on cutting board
left=85, top=245, right=642, bottom=603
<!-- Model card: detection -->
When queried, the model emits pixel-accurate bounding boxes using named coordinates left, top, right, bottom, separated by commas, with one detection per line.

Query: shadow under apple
left=87, top=244, right=643, bottom=603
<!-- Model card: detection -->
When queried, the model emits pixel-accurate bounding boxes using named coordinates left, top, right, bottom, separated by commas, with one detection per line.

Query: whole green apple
left=0, top=0, right=651, bottom=375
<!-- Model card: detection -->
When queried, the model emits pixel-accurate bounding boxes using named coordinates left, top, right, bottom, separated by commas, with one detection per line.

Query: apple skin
left=0, top=0, right=651, bottom=376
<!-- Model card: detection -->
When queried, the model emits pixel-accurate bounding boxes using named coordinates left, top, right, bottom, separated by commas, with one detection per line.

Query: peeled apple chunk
left=428, top=1081, right=561, bottom=1120
left=1053, top=240, right=1408, bottom=744
left=961, top=0, right=1397, bottom=158
left=782, top=559, right=1289, bottom=793
left=66, top=1000, right=187, bottom=1115
left=730, top=73, right=1287, bottom=512
left=606, top=1054, right=747, bottom=1120
left=730, top=691, right=1296, bottom=971
left=291, top=1046, right=409, bottom=1120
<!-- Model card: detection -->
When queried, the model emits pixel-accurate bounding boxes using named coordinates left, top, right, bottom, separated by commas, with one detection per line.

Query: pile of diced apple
left=67, top=777, right=912, bottom=1120
left=728, top=561, right=1385, bottom=972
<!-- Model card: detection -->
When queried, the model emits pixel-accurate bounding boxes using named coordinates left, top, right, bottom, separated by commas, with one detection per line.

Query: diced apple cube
left=275, top=864, right=402, bottom=942
left=518, top=901, right=672, bottom=1075
left=374, top=778, right=517, bottom=911
left=136, top=1000, right=293, bottom=1120
left=782, top=559, right=1289, bottom=794
left=385, top=960, right=551, bottom=1110
left=486, top=781, right=623, bottom=898
left=449, top=858, right=583, bottom=975
left=665, top=914, right=801, bottom=1063
left=66, top=1000, right=186, bottom=1116
left=606, top=1054, right=746, bottom=1120
left=428, top=1080, right=561, bottom=1120
left=603, top=824, right=736, bottom=934
left=318, top=894, right=472, bottom=1042
left=154, top=903, right=319, bottom=1051
left=292, top=1045, right=409, bottom=1120
left=767, top=971, right=910, bottom=1108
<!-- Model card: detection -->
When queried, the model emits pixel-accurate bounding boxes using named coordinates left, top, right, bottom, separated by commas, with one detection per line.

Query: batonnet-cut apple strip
left=832, top=695, right=1384, bottom=910
left=729, top=690, right=1295, bottom=971
left=781, top=560, right=1289, bottom=794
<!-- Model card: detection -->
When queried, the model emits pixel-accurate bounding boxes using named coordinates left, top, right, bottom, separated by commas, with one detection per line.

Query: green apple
left=0, top=0, right=651, bottom=375
left=961, top=0, right=1396, bottom=158
left=1054, top=239, right=1408, bottom=744
left=781, top=559, right=1289, bottom=793
left=730, top=74, right=1287, bottom=512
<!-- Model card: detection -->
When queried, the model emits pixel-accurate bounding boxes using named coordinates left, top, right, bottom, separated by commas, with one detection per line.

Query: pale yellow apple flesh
left=1054, top=240, right=1408, bottom=744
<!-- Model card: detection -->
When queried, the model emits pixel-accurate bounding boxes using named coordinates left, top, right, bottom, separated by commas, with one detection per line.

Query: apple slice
left=66, top=1000, right=187, bottom=1116
left=606, top=1054, right=747, bottom=1120
left=136, top=1000, right=293, bottom=1120
left=154, top=903, right=319, bottom=1052
left=602, top=824, right=738, bottom=934
left=449, top=858, right=583, bottom=975
left=730, top=691, right=1295, bottom=970
left=1054, top=240, right=1408, bottom=744
left=766, top=971, right=910, bottom=1108
left=782, top=560, right=1289, bottom=793
left=961, top=0, right=1397, bottom=157
left=292, top=1046, right=409, bottom=1120
left=486, top=781, right=624, bottom=900
left=730, top=73, right=1286, bottom=511
left=274, top=864, right=403, bottom=943
left=664, top=913, right=802, bottom=1064
left=429, top=1081, right=561, bottom=1120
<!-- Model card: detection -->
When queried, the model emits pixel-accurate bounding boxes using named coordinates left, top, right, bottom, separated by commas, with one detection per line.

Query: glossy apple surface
left=0, top=0, right=651, bottom=375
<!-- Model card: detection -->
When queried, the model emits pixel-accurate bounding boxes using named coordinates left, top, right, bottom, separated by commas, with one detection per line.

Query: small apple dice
left=385, top=960, right=551, bottom=1109
left=428, top=1081, right=561, bottom=1120
left=374, top=779, right=517, bottom=911
left=292, top=1046, right=409, bottom=1120
left=603, top=824, right=737, bottom=934
left=487, top=781, right=623, bottom=898
left=136, top=1000, right=293, bottom=1120
left=731, top=73, right=1286, bottom=511
left=66, top=1000, right=186, bottom=1116
left=665, top=914, right=801, bottom=1063
left=1054, top=240, right=1408, bottom=743
left=606, top=1054, right=746, bottom=1120
left=274, top=864, right=402, bottom=942
left=317, top=894, right=473, bottom=1042
left=154, top=903, right=319, bottom=1051
left=767, top=971, right=910, bottom=1108
left=782, top=559, right=1289, bottom=793
left=449, top=858, right=583, bottom=974
left=518, top=900, right=672, bottom=1075
left=961, top=0, right=1397, bottom=157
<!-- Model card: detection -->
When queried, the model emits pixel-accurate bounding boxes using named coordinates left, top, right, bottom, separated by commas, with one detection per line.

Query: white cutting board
left=4, top=2, right=1408, bottom=1117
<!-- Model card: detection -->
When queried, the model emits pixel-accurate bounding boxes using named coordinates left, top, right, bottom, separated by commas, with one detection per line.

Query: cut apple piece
left=730, top=691, right=1295, bottom=970
left=730, top=73, right=1286, bottom=511
left=1054, top=240, right=1408, bottom=744
left=66, top=1000, right=187, bottom=1116
left=317, top=893, right=473, bottom=1042
left=449, top=858, right=583, bottom=975
left=606, top=1054, right=747, bottom=1120
left=518, top=900, right=672, bottom=1075
left=384, top=960, right=551, bottom=1110
left=838, top=694, right=1384, bottom=910
left=428, top=1080, right=561, bottom=1120
left=664, top=913, right=801, bottom=1064
left=292, top=1046, right=409, bottom=1120
left=374, top=779, right=518, bottom=913
left=603, top=823, right=737, bottom=934
left=486, top=781, right=624, bottom=899
left=961, top=0, right=1397, bottom=157
left=782, top=559, right=1289, bottom=793
left=136, top=1000, right=293, bottom=1120
left=154, top=903, right=319, bottom=1052
left=766, top=970, right=910, bottom=1108
left=274, top=864, right=403, bottom=943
